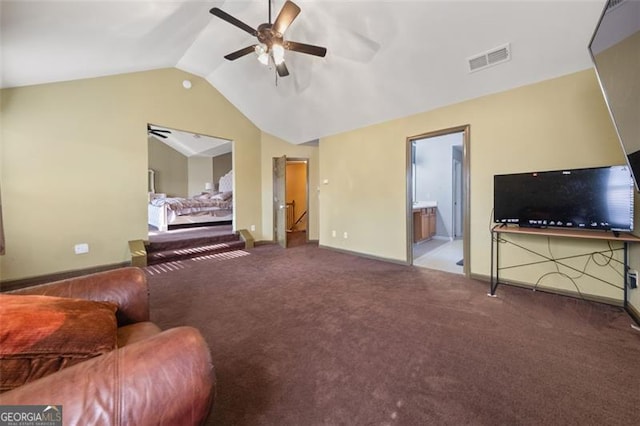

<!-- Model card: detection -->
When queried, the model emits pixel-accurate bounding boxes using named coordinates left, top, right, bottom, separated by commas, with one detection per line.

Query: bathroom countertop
left=413, top=201, right=437, bottom=209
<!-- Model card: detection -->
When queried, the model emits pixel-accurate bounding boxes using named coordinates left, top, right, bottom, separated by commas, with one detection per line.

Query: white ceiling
left=0, top=0, right=609, bottom=144
left=149, top=124, right=233, bottom=157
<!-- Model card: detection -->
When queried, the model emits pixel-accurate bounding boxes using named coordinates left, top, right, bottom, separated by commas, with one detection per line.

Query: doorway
left=273, top=156, right=310, bottom=248
left=147, top=123, right=233, bottom=236
left=407, top=126, right=470, bottom=276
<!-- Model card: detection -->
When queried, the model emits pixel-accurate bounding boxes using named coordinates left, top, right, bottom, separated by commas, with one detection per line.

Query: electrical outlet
left=250, top=225, right=256, bottom=232
left=74, top=243, right=89, bottom=254
left=343, top=232, right=348, bottom=239
left=628, top=270, right=638, bottom=289
left=332, top=230, right=336, bottom=238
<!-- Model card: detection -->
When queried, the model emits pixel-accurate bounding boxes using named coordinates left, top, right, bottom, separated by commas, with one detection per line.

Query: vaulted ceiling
left=0, top=0, right=607, bottom=144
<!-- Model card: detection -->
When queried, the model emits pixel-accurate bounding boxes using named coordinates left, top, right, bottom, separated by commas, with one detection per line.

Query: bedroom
left=147, top=124, right=234, bottom=232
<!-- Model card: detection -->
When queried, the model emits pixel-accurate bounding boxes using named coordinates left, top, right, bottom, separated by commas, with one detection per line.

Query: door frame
left=452, top=148, right=463, bottom=238
left=406, top=125, right=471, bottom=276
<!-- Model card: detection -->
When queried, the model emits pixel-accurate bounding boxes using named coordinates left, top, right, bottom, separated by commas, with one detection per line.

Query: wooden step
left=132, top=230, right=246, bottom=266
left=146, top=239, right=245, bottom=265
left=130, top=228, right=250, bottom=267
left=146, top=233, right=239, bottom=252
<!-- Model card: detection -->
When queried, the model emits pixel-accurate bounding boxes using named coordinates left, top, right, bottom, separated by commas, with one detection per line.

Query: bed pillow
left=0, top=294, right=118, bottom=392
left=193, top=193, right=211, bottom=200
left=211, top=191, right=232, bottom=201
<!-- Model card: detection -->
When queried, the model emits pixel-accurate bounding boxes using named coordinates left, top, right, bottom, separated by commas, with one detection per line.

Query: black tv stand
left=490, top=225, right=640, bottom=313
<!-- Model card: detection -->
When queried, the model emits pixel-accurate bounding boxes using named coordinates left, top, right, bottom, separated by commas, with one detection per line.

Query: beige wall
left=0, top=68, right=261, bottom=281
left=213, top=152, right=232, bottom=189
left=148, top=137, right=188, bottom=197
left=320, top=69, right=639, bottom=304
left=188, top=156, right=213, bottom=197
left=260, top=133, right=319, bottom=241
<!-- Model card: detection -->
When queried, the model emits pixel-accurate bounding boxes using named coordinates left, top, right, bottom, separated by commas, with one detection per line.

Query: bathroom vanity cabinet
left=413, top=205, right=436, bottom=243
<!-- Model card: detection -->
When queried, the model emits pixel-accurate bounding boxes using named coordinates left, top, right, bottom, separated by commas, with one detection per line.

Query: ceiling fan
left=210, top=0, right=327, bottom=77
left=147, top=124, right=171, bottom=139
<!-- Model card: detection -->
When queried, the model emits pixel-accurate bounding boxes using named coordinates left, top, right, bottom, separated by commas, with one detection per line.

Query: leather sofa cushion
left=0, top=294, right=118, bottom=392
left=117, top=321, right=162, bottom=347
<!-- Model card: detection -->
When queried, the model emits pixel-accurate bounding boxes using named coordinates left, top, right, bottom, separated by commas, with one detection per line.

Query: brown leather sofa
left=0, top=267, right=215, bottom=425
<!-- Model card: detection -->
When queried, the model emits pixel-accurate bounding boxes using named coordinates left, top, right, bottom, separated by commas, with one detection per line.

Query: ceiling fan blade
left=148, top=124, right=171, bottom=138
left=210, top=7, right=258, bottom=37
left=276, top=62, right=290, bottom=77
left=273, top=1, right=301, bottom=36
left=151, top=131, right=168, bottom=139
left=224, top=45, right=257, bottom=61
left=284, top=41, right=327, bottom=58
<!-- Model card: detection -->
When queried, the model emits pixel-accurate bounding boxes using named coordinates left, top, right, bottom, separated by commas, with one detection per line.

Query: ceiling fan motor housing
left=257, top=23, right=283, bottom=47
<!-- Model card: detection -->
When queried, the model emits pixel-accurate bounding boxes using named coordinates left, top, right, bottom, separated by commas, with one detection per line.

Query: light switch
left=74, top=243, right=89, bottom=254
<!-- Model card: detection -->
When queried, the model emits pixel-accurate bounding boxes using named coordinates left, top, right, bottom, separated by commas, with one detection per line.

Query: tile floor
left=413, top=238, right=463, bottom=274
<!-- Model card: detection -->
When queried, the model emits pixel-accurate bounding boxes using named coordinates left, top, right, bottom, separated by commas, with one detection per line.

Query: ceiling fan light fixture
left=272, top=43, right=285, bottom=65
left=211, top=1, right=326, bottom=77
left=258, top=52, right=270, bottom=65
left=255, top=43, right=269, bottom=65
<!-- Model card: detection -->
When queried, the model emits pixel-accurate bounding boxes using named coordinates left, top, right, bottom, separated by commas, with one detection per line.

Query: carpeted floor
left=146, top=242, right=640, bottom=425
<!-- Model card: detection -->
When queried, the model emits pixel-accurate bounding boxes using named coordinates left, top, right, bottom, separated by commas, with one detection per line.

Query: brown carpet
left=146, top=243, right=640, bottom=425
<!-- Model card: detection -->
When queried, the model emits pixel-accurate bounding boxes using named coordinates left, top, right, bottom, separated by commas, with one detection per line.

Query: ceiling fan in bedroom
left=147, top=124, right=171, bottom=139
left=209, top=0, right=327, bottom=77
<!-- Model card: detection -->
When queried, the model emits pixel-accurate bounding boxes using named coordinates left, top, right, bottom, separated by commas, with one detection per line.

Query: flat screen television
left=494, top=165, right=634, bottom=232
left=589, top=0, right=640, bottom=191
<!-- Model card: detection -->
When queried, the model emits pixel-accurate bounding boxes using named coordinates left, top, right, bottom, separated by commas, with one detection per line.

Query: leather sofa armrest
left=9, top=267, right=149, bottom=325
left=0, top=326, right=215, bottom=426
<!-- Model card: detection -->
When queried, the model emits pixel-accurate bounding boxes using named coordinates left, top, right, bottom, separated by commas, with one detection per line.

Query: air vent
left=467, top=43, right=511, bottom=73
left=606, top=0, right=627, bottom=13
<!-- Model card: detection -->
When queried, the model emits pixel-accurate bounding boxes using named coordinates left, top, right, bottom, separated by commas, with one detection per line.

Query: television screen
left=494, top=165, right=634, bottom=231
left=589, top=0, right=640, bottom=191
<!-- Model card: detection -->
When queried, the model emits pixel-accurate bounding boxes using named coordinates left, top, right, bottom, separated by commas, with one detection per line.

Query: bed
left=148, top=170, right=233, bottom=231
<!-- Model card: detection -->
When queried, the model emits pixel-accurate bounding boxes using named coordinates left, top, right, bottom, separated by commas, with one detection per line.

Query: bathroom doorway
left=407, top=126, right=470, bottom=275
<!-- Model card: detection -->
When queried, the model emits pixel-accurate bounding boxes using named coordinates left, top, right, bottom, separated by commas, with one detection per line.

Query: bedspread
left=150, top=196, right=232, bottom=216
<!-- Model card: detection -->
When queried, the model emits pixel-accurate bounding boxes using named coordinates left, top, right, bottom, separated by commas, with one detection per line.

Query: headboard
left=218, top=170, right=233, bottom=193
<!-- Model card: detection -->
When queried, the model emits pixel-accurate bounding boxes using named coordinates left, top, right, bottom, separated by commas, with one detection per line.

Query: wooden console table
left=490, top=225, right=640, bottom=309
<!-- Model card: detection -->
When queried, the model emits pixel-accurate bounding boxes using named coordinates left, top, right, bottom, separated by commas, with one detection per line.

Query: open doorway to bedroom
left=407, top=125, right=470, bottom=276
left=147, top=123, right=234, bottom=238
